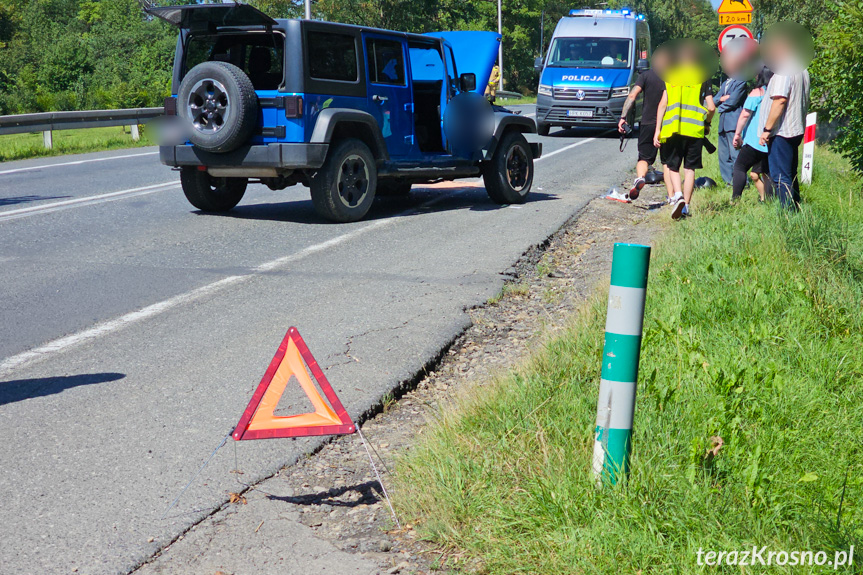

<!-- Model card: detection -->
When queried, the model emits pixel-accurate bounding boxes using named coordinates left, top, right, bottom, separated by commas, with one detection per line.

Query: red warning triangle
left=233, top=327, right=355, bottom=440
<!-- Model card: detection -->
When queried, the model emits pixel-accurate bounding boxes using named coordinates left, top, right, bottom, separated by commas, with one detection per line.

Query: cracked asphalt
left=0, top=115, right=631, bottom=574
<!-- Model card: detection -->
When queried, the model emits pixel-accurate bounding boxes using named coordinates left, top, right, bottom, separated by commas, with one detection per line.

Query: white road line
left=0, top=136, right=597, bottom=377
left=0, top=192, right=459, bottom=378
left=537, top=138, right=596, bottom=161
left=0, top=151, right=159, bottom=176
left=0, top=181, right=178, bottom=223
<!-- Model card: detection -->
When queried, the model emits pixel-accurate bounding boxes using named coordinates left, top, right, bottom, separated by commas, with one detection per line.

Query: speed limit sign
left=718, top=25, right=754, bottom=52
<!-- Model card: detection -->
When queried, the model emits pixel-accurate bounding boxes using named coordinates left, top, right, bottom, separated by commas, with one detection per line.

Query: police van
left=534, top=9, right=650, bottom=134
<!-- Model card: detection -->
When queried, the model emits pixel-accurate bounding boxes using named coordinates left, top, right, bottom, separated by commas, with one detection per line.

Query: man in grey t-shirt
left=758, top=69, right=811, bottom=207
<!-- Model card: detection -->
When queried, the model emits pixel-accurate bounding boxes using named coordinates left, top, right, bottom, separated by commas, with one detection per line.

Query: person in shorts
left=618, top=49, right=671, bottom=200
left=653, top=42, right=716, bottom=220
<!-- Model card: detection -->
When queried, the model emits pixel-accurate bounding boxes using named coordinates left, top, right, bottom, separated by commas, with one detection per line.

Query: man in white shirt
left=758, top=26, right=812, bottom=208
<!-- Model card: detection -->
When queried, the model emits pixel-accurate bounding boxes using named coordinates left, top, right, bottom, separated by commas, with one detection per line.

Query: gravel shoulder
left=134, top=179, right=669, bottom=575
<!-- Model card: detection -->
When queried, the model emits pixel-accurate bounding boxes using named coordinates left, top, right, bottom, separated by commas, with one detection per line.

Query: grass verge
left=0, top=125, right=154, bottom=163
left=498, top=95, right=537, bottom=106
left=396, top=147, right=863, bottom=573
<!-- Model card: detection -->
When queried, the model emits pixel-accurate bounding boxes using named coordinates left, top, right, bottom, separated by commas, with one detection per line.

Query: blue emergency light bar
left=568, top=8, right=645, bottom=19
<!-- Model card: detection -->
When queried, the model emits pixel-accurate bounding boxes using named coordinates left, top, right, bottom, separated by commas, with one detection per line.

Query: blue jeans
left=767, top=135, right=803, bottom=208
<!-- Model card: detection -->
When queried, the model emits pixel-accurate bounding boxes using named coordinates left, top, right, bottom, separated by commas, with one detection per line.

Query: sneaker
left=682, top=204, right=690, bottom=217
left=671, top=198, right=686, bottom=220
left=629, top=177, right=646, bottom=200
left=668, top=193, right=683, bottom=206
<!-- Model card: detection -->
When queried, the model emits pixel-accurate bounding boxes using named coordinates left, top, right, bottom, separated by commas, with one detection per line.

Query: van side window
left=366, top=38, right=406, bottom=86
left=308, top=32, right=358, bottom=82
left=636, top=34, right=649, bottom=62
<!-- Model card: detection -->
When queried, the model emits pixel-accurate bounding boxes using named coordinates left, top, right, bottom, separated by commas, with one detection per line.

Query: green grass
left=396, top=146, right=863, bottom=574
left=0, top=125, right=155, bottom=163
left=498, top=95, right=537, bottom=106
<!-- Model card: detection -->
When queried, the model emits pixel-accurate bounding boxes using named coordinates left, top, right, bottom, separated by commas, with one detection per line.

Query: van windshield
left=547, top=37, right=632, bottom=69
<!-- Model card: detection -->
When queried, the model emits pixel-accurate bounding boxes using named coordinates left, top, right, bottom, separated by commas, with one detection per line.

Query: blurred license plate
left=567, top=110, right=593, bottom=118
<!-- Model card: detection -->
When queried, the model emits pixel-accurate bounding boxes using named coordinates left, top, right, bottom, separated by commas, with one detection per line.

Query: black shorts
left=637, top=123, right=657, bottom=164
left=734, top=143, right=768, bottom=174
left=662, top=134, right=703, bottom=171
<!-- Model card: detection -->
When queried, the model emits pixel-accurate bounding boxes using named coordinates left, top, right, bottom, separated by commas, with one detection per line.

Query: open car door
left=145, top=2, right=277, bottom=29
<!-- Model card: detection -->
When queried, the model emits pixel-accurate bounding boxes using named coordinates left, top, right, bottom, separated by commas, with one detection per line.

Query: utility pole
left=305, top=0, right=311, bottom=20
left=497, top=0, right=504, bottom=90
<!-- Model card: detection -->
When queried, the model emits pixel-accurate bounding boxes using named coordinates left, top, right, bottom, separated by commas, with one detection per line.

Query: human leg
left=718, top=131, right=735, bottom=184
left=768, top=136, right=796, bottom=208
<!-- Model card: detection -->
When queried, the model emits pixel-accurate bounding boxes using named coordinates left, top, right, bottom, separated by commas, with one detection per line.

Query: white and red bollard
left=801, top=112, right=816, bottom=185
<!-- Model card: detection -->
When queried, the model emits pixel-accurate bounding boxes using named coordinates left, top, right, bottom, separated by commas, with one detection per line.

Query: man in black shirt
left=618, top=50, right=671, bottom=200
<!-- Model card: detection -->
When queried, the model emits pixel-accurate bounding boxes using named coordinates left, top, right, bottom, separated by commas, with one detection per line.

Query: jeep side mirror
left=534, top=56, right=543, bottom=72
left=459, top=73, right=477, bottom=93
left=637, top=58, right=649, bottom=72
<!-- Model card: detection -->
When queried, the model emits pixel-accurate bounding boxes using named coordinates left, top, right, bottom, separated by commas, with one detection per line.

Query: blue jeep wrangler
left=149, top=2, right=541, bottom=222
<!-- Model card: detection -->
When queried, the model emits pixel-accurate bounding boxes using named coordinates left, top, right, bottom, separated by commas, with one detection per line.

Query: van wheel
left=310, top=138, right=377, bottom=222
left=483, top=131, right=534, bottom=205
left=180, top=168, right=247, bottom=212
left=537, top=122, right=550, bottom=136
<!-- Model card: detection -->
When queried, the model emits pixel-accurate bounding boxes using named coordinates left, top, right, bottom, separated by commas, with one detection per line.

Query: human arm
left=758, top=97, right=788, bottom=146
left=618, top=84, right=642, bottom=132
left=733, top=108, right=752, bottom=149
left=716, top=81, right=747, bottom=113
left=653, top=90, right=667, bottom=148
left=704, top=94, right=716, bottom=135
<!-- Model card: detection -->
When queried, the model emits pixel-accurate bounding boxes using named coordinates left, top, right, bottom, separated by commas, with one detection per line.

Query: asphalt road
left=0, top=115, right=631, bottom=574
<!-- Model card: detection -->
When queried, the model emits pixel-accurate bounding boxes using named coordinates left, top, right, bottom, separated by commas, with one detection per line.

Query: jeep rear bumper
left=160, top=143, right=329, bottom=171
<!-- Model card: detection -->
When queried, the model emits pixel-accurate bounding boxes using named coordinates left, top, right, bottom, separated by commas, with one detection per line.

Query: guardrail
left=0, top=107, right=164, bottom=148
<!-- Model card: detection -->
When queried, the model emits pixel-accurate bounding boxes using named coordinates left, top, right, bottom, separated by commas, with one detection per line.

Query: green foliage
left=811, top=0, right=863, bottom=176
left=611, top=0, right=717, bottom=48
left=0, top=0, right=176, bottom=114
left=750, top=0, right=836, bottom=37
left=396, top=149, right=863, bottom=573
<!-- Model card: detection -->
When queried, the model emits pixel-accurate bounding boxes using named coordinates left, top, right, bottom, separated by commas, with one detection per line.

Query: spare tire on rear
left=178, top=61, right=258, bottom=153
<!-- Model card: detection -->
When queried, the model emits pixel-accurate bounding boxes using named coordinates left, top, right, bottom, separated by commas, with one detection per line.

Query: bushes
left=0, top=0, right=175, bottom=115
left=812, top=0, right=863, bottom=175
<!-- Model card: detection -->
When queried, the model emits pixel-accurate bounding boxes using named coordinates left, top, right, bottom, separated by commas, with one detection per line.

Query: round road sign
left=718, top=25, right=754, bottom=52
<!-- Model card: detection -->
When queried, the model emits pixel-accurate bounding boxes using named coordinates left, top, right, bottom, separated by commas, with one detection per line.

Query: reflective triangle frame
left=233, top=327, right=355, bottom=440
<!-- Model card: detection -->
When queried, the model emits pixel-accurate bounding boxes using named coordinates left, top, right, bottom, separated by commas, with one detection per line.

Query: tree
left=811, top=0, right=863, bottom=174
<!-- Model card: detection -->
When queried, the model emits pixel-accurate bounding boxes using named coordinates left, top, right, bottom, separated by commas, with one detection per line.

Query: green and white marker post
left=592, top=243, right=650, bottom=486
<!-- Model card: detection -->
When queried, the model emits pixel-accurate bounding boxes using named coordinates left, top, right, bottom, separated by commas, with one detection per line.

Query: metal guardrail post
left=592, top=243, right=651, bottom=486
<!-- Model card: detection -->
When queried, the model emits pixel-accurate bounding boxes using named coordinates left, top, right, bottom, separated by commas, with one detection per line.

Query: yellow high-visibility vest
left=659, top=83, right=707, bottom=141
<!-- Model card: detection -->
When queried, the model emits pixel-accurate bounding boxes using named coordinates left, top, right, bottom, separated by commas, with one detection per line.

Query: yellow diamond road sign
left=719, top=12, right=752, bottom=24
left=717, top=0, right=754, bottom=13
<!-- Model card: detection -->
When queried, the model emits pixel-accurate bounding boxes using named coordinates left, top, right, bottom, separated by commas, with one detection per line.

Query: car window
left=308, top=31, right=358, bottom=82
left=408, top=44, right=444, bottom=82
left=548, top=37, right=632, bottom=69
left=366, top=38, right=406, bottom=86
left=185, top=33, right=284, bottom=90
